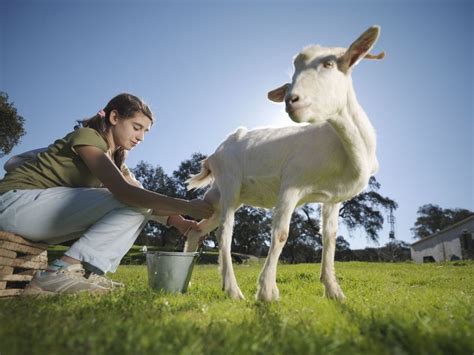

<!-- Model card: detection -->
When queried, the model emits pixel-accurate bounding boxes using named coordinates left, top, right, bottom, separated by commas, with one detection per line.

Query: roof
left=411, top=214, right=474, bottom=246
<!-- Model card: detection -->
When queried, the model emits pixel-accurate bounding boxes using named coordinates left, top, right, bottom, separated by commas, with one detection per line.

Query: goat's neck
left=328, top=87, right=377, bottom=176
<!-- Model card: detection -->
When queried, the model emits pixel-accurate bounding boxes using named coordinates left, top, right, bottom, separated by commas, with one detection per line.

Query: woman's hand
left=187, top=199, right=214, bottom=220
left=167, top=215, right=202, bottom=236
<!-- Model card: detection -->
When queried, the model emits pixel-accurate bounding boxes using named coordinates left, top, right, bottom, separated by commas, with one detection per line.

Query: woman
left=0, top=93, right=213, bottom=295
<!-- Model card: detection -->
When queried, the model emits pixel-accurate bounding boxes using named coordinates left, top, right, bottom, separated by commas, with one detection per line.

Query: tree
left=382, top=240, right=411, bottom=262
left=232, top=206, right=271, bottom=256
left=281, top=205, right=321, bottom=263
left=0, top=92, right=26, bottom=158
left=281, top=206, right=350, bottom=263
left=132, top=160, right=177, bottom=196
left=339, top=177, right=398, bottom=243
left=336, top=236, right=351, bottom=251
left=172, top=152, right=207, bottom=200
left=131, top=161, right=180, bottom=247
left=411, top=204, right=473, bottom=239
left=294, top=177, right=397, bottom=249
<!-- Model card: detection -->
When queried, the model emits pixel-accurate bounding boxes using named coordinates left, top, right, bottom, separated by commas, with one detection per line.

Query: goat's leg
left=218, top=206, right=244, bottom=299
left=320, top=202, right=345, bottom=300
left=184, top=186, right=220, bottom=252
left=256, top=188, right=300, bottom=301
left=184, top=215, right=219, bottom=252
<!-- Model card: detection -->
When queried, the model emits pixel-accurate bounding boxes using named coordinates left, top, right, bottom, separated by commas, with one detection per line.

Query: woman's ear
left=108, top=110, right=119, bottom=125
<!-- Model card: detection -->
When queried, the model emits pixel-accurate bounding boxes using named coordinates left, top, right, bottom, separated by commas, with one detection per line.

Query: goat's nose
left=285, top=94, right=299, bottom=106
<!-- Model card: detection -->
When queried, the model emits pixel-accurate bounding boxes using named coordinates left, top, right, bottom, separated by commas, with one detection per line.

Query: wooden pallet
left=0, top=231, right=48, bottom=298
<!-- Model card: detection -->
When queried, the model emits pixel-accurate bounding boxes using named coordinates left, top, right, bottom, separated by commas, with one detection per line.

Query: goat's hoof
left=256, top=283, right=280, bottom=302
left=225, top=287, right=245, bottom=300
left=323, top=284, right=345, bottom=301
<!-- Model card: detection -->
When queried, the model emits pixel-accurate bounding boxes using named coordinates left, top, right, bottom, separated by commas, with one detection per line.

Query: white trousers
left=0, top=187, right=151, bottom=273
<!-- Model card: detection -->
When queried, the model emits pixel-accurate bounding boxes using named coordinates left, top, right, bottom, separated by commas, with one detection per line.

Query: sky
left=0, top=0, right=472, bottom=250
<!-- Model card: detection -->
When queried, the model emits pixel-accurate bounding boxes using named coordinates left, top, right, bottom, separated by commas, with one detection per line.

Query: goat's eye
left=323, top=61, right=334, bottom=69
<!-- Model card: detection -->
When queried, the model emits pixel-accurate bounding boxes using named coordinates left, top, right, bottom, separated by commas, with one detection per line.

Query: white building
left=411, top=215, right=474, bottom=263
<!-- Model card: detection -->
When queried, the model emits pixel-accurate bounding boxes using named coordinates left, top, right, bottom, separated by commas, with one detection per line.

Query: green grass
left=1, top=261, right=473, bottom=355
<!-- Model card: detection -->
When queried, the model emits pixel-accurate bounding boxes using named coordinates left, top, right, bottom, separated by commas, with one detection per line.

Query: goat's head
left=268, top=25, right=384, bottom=124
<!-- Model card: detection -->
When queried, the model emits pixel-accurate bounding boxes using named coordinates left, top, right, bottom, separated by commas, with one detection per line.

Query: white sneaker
left=87, top=273, right=124, bottom=289
left=23, top=264, right=109, bottom=296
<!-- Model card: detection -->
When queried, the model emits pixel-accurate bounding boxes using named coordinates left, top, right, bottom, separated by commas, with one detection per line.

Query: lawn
left=0, top=261, right=472, bottom=355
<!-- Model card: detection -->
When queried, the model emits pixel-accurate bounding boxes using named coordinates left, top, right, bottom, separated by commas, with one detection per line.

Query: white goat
left=185, top=26, right=384, bottom=301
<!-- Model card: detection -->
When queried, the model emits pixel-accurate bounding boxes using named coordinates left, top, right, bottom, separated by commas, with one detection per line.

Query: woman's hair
left=75, top=93, right=154, bottom=169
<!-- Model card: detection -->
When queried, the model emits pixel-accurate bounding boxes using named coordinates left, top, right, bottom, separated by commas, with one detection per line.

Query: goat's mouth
left=286, top=103, right=311, bottom=122
left=285, top=103, right=311, bottom=114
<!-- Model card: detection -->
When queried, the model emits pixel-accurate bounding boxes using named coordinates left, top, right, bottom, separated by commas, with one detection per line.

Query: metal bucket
left=146, top=251, right=199, bottom=293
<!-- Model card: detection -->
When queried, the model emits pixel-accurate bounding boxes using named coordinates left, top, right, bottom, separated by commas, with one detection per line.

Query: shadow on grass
left=335, top=303, right=472, bottom=355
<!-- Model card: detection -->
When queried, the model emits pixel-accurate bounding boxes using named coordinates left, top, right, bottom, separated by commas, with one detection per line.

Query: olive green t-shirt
left=0, top=128, right=129, bottom=193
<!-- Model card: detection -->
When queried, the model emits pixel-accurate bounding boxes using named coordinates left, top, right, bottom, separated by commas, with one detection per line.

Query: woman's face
left=109, top=111, right=152, bottom=151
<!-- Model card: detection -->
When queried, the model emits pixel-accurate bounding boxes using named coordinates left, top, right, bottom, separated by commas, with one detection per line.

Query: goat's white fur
left=185, top=26, right=383, bottom=301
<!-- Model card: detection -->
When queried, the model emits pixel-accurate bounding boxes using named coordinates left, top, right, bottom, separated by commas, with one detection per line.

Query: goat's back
left=206, top=123, right=361, bottom=207
left=211, top=123, right=345, bottom=175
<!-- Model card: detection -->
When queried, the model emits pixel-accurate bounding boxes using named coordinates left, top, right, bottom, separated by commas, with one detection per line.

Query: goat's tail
left=186, top=159, right=214, bottom=191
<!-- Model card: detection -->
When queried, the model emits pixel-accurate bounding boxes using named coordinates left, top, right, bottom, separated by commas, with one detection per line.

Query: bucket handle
left=196, top=242, right=206, bottom=263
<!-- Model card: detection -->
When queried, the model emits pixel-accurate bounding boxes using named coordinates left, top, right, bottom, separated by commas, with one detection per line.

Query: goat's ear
left=341, top=25, right=381, bottom=70
left=267, top=83, right=290, bottom=102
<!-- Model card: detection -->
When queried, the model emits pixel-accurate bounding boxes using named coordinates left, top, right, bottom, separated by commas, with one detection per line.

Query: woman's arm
left=76, top=145, right=213, bottom=219
left=123, top=166, right=203, bottom=233
left=123, top=171, right=143, bottom=188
